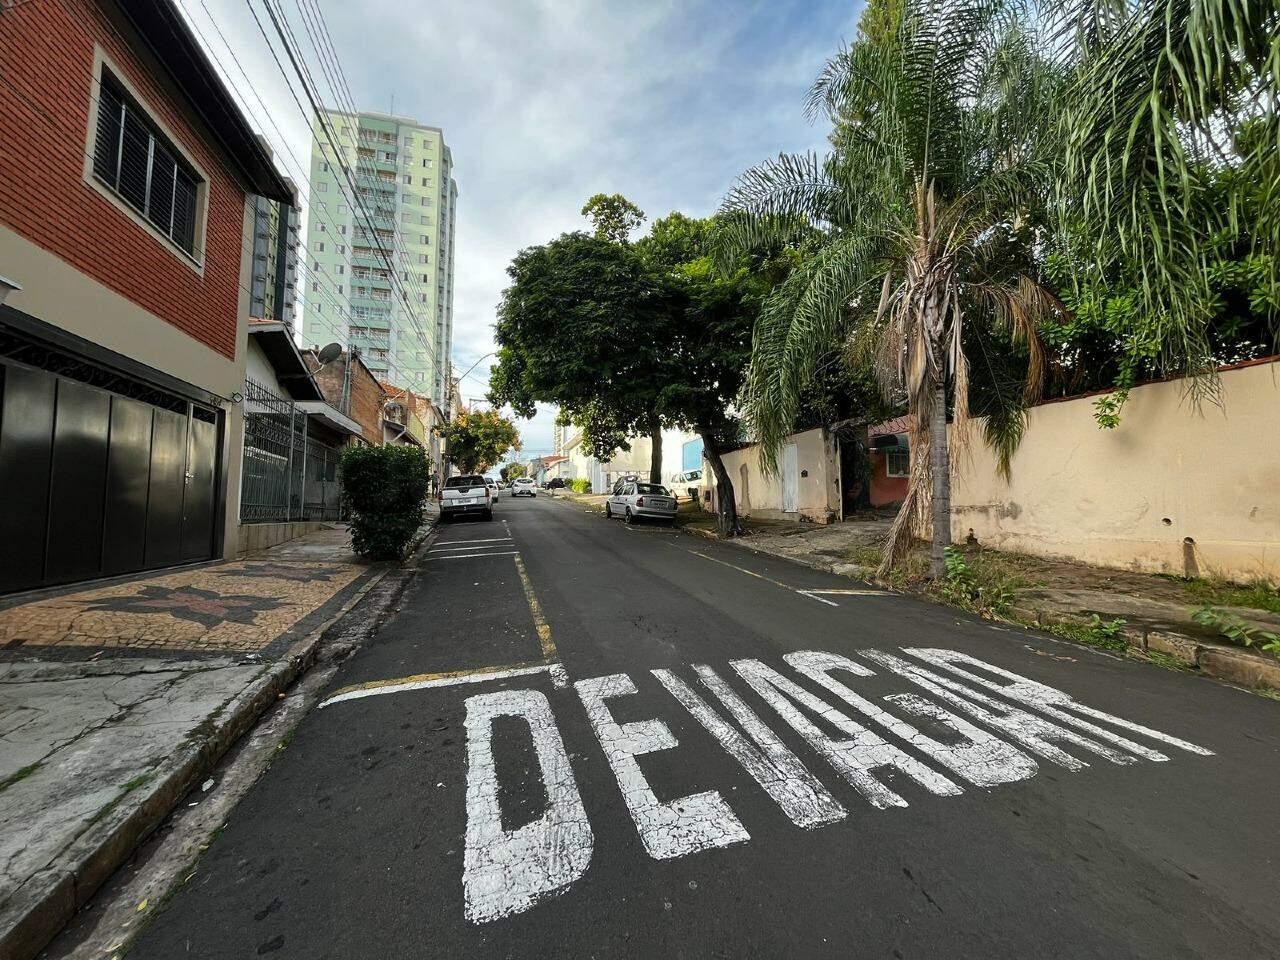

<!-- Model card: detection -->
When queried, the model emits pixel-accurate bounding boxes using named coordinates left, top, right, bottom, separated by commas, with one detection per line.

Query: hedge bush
left=339, top=444, right=431, bottom=560
left=569, top=478, right=592, bottom=494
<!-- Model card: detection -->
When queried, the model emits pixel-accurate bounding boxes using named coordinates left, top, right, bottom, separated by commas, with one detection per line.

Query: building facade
left=248, top=191, right=300, bottom=326
left=300, top=109, right=458, bottom=405
left=0, top=0, right=291, bottom=593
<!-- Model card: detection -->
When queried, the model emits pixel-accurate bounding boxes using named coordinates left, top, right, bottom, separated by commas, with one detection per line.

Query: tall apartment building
left=249, top=191, right=300, bottom=326
left=301, top=109, right=458, bottom=404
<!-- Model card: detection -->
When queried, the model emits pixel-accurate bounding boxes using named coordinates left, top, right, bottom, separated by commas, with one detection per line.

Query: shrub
left=339, top=444, right=431, bottom=560
left=938, top=546, right=1017, bottom=617
left=569, top=478, right=592, bottom=494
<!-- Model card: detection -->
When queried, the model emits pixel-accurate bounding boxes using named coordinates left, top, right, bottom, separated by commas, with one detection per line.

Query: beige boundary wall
left=716, top=426, right=841, bottom=523
left=951, top=358, right=1280, bottom=583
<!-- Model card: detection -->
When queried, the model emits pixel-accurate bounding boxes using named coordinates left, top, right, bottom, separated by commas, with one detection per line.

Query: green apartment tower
left=301, top=109, right=458, bottom=404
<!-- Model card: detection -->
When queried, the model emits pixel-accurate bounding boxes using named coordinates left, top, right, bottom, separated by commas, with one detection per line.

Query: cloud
left=191, top=0, right=862, bottom=457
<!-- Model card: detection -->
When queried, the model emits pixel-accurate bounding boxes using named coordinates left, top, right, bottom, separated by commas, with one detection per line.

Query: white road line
left=430, top=543, right=514, bottom=552
left=801, top=588, right=888, bottom=596
left=320, top=662, right=568, bottom=708
left=795, top=591, right=840, bottom=607
left=434, top=538, right=514, bottom=546
left=428, top=551, right=521, bottom=561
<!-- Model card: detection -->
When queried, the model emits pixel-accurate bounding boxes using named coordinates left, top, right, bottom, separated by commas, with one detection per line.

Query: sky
left=187, top=0, right=864, bottom=458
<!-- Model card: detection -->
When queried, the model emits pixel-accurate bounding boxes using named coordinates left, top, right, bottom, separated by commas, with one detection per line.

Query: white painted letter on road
left=576, top=672, right=750, bottom=859
left=463, top=689, right=593, bottom=923
left=784, top=650, right=1038, bottom=788
left=901, top=648, right=1213, bottom=759
left=654, top=666, right=846, bottom=829
left=732, top=659, right=963, bottom=807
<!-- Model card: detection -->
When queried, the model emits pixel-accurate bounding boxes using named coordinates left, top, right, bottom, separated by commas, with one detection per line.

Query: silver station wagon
left=604, top=481, right=678, bottom=525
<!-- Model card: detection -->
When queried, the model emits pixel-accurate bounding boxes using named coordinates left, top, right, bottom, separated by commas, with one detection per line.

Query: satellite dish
left=316, top=342, right=343, bottom=364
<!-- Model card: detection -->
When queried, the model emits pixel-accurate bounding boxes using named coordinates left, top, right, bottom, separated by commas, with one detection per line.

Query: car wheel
left=484, top=509, right=494, bottom=521
left=625, top=508, right=635, bottom=525
left=604, top=503, right=612, bottom=518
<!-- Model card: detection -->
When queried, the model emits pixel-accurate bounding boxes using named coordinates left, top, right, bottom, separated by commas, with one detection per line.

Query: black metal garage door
left=0, top=358, right=221, bottom=594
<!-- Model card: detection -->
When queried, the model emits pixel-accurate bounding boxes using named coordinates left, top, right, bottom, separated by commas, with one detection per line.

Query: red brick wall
left=0, top=0, right=247, bottom=359
left=307, top=352, right=387, bottom=445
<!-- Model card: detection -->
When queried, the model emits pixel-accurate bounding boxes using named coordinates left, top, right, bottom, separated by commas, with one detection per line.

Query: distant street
left=129, top=495, right=1280, bottom=959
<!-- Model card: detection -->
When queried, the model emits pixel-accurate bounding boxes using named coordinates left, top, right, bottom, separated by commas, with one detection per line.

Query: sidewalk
left=0, top=518, right=432, bottom=960
left=672, top=510, right=1280, bottom=695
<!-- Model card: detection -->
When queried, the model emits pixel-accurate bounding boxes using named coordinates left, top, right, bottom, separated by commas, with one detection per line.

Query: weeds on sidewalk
left=1043, top=614, right=1131, bottom=652
left=936, top=547, right=1021, bottom=618
left=1191, top=606, right=1280, bottom=654
left=1175, top=577, right=1280, bottom=614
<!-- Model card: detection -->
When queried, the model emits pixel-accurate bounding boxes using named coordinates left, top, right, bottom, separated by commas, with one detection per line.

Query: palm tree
left=720, top=0, right=1062, bottom=579
left=1051, top=0, right=1279, bottom=407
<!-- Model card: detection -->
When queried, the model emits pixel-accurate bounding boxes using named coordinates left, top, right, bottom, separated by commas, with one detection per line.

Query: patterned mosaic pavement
left=0, top=559, right=371, bottom=659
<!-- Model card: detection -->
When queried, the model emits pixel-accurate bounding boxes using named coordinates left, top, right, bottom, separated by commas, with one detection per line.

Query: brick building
left=304, top=348, right=388, bottom=446
left=0, top=0, right=291, bottom=592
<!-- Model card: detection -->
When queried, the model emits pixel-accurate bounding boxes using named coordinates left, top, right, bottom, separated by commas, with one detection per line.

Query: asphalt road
left=128, top=495, right=1280, bottom=959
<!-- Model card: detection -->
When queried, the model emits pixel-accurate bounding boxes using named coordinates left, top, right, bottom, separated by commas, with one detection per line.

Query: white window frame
left=83, top=48, right=210, bottom=273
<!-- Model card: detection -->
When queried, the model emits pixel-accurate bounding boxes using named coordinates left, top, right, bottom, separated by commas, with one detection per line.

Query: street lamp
left=453, top=351, right=496, bottom=390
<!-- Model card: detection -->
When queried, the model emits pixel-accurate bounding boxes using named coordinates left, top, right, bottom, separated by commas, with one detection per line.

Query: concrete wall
left=717, top=427, right=840, bottom=523
left=237, top=520, right=329, bottom=558
left=951, top=359, right=1280, bottom=582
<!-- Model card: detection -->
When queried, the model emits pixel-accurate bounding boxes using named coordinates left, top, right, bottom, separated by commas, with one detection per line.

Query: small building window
left=885, top=435, right=910, bottom=477
left=92, top=72, right=201, bottom=257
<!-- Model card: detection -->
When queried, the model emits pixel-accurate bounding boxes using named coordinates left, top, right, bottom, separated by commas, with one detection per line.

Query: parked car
left=546, top=477, right=567, bottom=490
left=611, top=475, right=641, bottom=496
left=511, top=477, right=537, bottom=498
left=441, top=474, right=494, bottom=521
left=605, top=481, right=678, bottom=524
left=669, top=469, right=702, bottom=501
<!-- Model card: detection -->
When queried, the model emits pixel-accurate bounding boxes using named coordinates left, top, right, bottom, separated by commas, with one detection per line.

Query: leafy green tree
left=488, top=232, right=670, bottom=482
left=720, top=0, right=1061, bottom=578
left=634, top=212, right=795, bottom=535
left=441, top=409, right=522, bottom=474
left=1050, top=0, right=1279, bottom=415
left=580, top=193, right=646, bottom=245
left=499, top=462, right=527, bottom=483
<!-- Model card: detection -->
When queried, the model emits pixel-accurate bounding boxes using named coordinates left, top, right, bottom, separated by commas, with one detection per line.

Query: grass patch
left=1043, top=614, right=1131, bottom=652
left=1178, top=577, right=1280, bottom=614
left=0, top=761, right=41, bottom=794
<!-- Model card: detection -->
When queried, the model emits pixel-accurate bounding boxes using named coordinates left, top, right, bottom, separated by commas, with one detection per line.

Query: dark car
left=546, top=477, right=567, bottom=490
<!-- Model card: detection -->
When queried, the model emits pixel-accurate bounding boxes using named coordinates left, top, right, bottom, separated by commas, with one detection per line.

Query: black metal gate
left=0, top=358, right=221, bottom=594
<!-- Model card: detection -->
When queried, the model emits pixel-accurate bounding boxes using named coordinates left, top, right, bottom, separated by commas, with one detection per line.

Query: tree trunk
left=648, top=420, right=662, bottom=484
left=928, top=378, right=951, bottom=579
left=701, top=432, right=740, bottom=538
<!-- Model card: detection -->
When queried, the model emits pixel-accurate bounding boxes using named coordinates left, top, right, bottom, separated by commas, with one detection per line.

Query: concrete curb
left=670, top=522, right=1280, bottom=697
left=0, top=520, right=437, bottom=960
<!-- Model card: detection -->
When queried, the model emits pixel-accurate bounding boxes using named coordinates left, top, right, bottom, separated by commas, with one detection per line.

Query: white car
left=511, top=477, right=537, bottom=497
left=441, top=474, right=494, bottom=521
left=605, top=481, right=678, bottom=524
left=669, top=469, right=702, bottom=501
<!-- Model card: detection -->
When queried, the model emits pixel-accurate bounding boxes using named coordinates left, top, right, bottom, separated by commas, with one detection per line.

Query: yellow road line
left=514, top=554, right=556, bottom=660
left=686, top=550, right=838, bottom=606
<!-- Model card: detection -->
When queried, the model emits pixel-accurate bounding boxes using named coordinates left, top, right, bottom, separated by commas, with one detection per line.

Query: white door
left=782, top=443, right=799, bottom=513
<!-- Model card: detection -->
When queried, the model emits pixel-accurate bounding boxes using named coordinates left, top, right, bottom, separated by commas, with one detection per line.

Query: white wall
left=951, top=359, right=1280, bottom=582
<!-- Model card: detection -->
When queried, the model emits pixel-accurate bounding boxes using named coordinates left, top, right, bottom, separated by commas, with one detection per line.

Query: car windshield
left=446, top=475, right=485, bottom=488
left=636, top=484, right=669, bottom=495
